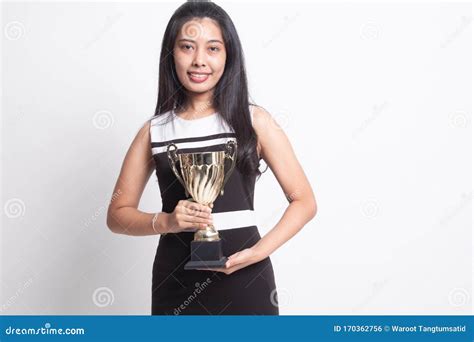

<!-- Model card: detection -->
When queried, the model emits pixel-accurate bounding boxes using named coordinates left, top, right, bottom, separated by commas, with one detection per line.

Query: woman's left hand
left=196, top=247, right=265, bottom=275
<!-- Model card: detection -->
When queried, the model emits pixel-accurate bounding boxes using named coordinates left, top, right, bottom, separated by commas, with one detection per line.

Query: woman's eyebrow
left=177, top=38, right=224, bottom=44
left=207, top=39, right=224, bottom=44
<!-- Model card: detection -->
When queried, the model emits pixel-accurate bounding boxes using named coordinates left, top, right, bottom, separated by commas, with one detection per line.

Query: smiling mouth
left=187, top=72, right=211, bottom=83
left=188, top=72, right=211, bottom=78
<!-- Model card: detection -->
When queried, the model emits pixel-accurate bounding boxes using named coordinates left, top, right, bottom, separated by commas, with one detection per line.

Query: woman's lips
left=188, top=72, right=210, bottom=83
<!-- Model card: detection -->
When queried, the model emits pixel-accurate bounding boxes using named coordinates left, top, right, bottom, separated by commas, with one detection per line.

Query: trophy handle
left=167, top=143, right=189, bottom=197
left=220, top=140, right=238, bottom=196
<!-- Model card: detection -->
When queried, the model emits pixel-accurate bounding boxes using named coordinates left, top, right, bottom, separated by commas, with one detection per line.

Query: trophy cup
left=166, top=140, right=237, bottom=270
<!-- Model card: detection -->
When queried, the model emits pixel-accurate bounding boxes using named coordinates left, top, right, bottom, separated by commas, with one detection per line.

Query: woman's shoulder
left=249, top=104, right=273, bottom=129
left=135, top=118, right=152, bottom=143
left=149, top=111, right=174, bottom=126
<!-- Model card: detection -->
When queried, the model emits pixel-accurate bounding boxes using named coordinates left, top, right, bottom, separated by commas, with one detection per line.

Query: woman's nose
left=192, top=47, right=206, bottom=67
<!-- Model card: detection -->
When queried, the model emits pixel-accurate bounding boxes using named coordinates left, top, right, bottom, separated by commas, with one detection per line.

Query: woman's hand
left=166, top=200, right=213, bottom=233
left=196, top=247, right=266, bottom=275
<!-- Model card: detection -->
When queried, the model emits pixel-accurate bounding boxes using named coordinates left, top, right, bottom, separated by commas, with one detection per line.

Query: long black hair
left=154, top=0, right=266, bottom=179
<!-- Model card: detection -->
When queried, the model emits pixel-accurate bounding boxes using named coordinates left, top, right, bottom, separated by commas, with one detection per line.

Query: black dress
left=149, top=106, right=279, bottom=315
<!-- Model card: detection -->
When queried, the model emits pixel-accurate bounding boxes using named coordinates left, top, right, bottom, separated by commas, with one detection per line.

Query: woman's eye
left=181, top=44, right=193, bottom=50
left=209, top=46, right=219, bottom=52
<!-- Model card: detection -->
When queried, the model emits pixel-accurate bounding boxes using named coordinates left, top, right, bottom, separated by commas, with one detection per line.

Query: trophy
left=167, top=140, right=237, bottom=270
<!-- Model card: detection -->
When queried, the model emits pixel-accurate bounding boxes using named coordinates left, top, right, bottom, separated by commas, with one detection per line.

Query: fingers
left=178, top=200, right=212, bottom=218
left=182, top=214, right=213, bottom=227
left=170, top=219, right=207, bottom=232
left=196, top=267, right=227, bottom=273
left=183, top=200, right=211, bottom=212
left=171, top=200, right=215, bottom=232
left=183, top=206, right=212, bottom=219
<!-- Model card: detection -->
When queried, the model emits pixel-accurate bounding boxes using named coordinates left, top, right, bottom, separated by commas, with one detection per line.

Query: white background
left=1, top=1, right=472, bottom=315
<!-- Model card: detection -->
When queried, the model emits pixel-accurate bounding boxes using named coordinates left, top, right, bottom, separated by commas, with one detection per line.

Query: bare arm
left=106, top=120, right=169, bottom=236
left=251, top=106, right=318, bottom=258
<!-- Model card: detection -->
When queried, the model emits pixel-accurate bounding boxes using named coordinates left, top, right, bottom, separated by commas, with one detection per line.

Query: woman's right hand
left=166, top=200, right=213, bottom=233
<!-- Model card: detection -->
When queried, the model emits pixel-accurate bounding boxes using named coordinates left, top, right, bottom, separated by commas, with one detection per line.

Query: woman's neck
left=179, top=92, right=216, bottom=116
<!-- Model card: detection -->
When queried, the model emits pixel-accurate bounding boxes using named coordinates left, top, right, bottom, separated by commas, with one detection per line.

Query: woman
left=106, top=0, right=317, bottom=315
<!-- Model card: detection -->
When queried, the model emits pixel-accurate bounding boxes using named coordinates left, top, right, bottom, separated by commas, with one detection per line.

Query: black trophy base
left=184, top=238, right=228, bottom=270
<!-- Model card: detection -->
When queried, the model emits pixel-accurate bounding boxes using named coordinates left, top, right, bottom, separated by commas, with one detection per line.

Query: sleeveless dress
left=149, top=106, right=279, bottom=315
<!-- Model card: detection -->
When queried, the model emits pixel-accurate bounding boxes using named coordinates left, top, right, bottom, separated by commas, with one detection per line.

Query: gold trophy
left=166, top=140, right=237, bottom=270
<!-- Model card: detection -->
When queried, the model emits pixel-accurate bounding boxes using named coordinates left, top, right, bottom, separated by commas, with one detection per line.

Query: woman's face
left=173, top=17, right=227, bottom=95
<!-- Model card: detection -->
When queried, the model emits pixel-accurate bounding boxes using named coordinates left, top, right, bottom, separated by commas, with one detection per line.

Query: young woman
left=107, top=1, right=317, bottom=315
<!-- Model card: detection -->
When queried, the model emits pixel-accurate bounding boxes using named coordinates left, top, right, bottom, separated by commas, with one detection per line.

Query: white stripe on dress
left=179, top=209, right=257, bottom=232
left=152, top=137, right=237, bottom=155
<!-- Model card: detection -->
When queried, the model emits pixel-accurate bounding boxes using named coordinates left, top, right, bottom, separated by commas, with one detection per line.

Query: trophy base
left=184, top=257, right=228, bottom=270
left=184, top=239, right=228, bottom=270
